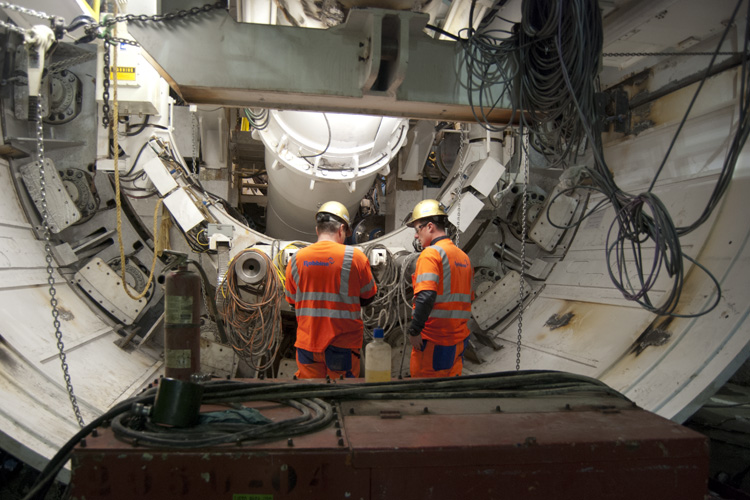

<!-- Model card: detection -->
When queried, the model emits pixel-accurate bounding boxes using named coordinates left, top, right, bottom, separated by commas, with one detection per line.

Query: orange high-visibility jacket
left=413, top=237, right=474, bottom=345
left=285, top=240, right=377, bottom=352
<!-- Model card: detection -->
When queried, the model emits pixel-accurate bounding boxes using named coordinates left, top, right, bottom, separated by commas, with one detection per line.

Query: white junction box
left=447, top=191, right=485, bottom=233
left=164, top=188, right=204, bottom=232
left=142, top=156, right=179, bottom=196
left=95, top=41, right=165, bottom=116
left=371, top=249, right=388, bottom=267
left=283, top=248, right=299, bottom=266
left=466, top=156, right=505, bottom=197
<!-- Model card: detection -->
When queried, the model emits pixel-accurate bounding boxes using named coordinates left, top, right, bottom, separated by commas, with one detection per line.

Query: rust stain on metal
left=545, top=312, right=574, bottom=330
left=57, top=306, right=74, bottom=321
left=200, top=168, right=229, bottom=182
left=630, top=317, right=673, bottom=356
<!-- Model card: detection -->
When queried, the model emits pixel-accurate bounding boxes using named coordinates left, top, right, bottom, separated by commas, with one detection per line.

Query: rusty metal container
left=70, top=384, right=710, bottom=499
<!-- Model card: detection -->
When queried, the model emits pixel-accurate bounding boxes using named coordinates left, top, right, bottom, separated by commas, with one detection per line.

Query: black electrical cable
left=24, top=370, right=629, bottom=500
left=21, top=390, right=157, bottom=500
left=300, top=113, right=331, bottom=161
left=545, top=0, right=746, bottom=317
left=125, top=114, right=151, bottom=136
left=647, top=0, right=745, bottom=193
left=111, top=397, right=333, bottom=448
left=470, top=0, right=746, bottom=317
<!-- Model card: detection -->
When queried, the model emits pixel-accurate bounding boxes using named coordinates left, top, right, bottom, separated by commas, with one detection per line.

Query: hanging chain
left=192, top=108, right=199, bottom=173
left=198, top=253, right=221, bottom=343
left=34, top=98, right=86, bottom=428
left=516, top=138, right=529, bottom=372
left=455, top=167, right=467, bottom=248
left=101, top=40, right=111, bottom=129
left=454, top=127, right=468, bottom=247
left=95, top=1, right=226, bottom=129
left=47, top=51, right=97, bottom=72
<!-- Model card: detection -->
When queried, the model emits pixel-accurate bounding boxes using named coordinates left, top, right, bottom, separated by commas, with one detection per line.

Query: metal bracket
left=20, top=159, right=81, bottom=233
left=128, top=8, right=513, bottom=122
left=74, top=257, right=147, bottom=325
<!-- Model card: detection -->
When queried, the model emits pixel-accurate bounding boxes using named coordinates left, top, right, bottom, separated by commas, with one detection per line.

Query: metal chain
left=192, top=109, right=199, bottom=173
left=0, top=2, right=54, bottom=21
left=516, top=139, right=529, bottom=372
left=198, top=253, right=221, bottom=343
left=34, top=98, right=86, bottom=428
left=603, top=51, right=744, bottom=57
left=96, top=1, right=226, bottom=129
left=47, top=51, right=97, bottom=72
left=101, top=40, right=111, bottom=129
left=454, top=127, right=468, bottom=247
left=100, top=2, right=226, bottom=28
left=0, top=18, right=25, bottom=35
left=107, top=36, right=139, bottom=47
left=455, top=167, right=467, bottom=248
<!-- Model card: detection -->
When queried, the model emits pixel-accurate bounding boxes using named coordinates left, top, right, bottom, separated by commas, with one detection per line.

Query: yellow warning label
left=109, top=66, right=136, bottom=81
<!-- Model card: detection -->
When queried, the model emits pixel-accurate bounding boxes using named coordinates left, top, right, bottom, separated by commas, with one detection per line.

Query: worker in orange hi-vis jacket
left=285, top=201, right=377, bottom=379
left=405, top=199, right=474, bottom=378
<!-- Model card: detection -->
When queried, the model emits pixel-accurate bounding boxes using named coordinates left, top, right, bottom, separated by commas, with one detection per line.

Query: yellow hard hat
left=405, top=199, right=447, bottom=227
left=317, top=201, right=352, bottom=235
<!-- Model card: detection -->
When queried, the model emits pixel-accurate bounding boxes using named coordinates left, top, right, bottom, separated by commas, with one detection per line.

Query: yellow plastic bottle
left=365, top=327, right=391, bottom=382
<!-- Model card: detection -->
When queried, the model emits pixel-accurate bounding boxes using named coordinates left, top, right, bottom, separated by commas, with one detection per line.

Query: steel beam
left=128, top=9, right=514, bottom=123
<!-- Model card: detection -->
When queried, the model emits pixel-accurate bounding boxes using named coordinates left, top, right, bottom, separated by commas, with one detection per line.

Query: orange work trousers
left=410, top=338, right=467, bottom=378
left=295, top=345, right=361, bottom=379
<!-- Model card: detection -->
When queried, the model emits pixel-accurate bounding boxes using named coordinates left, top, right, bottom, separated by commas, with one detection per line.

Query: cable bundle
left=518, top=0, right=602, bottom=165
left=219, top=249, right=283, bottom=371
left=360, top=246, right=420, bottom=377
left=270, top=240, right=309, bottom=287
left=361, top=244, right=404, bottom=337
left=459, top=0, right=601, bottom=167
left=113, top=396, right=332, bottom=448
left=457, top=0, right=749, bottom=318
left=577, top=0, right=747, bottom=317
left=244, top=108, right=269, bottom=130
left=23, top=370, right=627, bottom=499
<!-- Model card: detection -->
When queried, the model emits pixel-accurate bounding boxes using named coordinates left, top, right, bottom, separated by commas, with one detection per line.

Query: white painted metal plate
left=20, top=159, right=80, bottom=233
left=164, top=188, right=204, bottom=232
left=447, top=191, right=484, bottom=233
left=142, top=156, right=178, bottom=196
left=466, top=156, right=505, bottom=197
left=74, top=257, right=145, bottom=325
left=471, top=270, right=530, bottom=330
left=0, top=159, right=32, bottom=227
left=400, top=120, right=436, bottom=181
left=529, top=193, right=579, bottom=252
left=199, top=335, right=238, bottom=379
left=277, top=358, right=298, bottom=379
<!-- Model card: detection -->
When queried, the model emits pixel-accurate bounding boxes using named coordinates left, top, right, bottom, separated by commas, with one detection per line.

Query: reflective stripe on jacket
left=413, top=237, right=473, bottom=345
left=285, top=240, right=377, bottom=351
